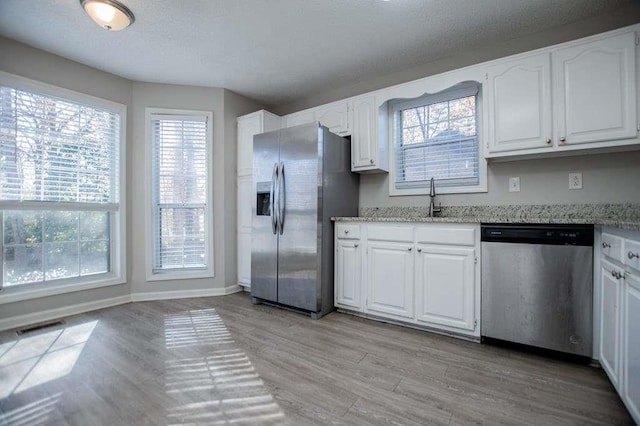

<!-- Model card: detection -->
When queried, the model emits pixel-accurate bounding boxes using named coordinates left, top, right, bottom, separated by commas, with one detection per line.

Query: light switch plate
left=569, top=172, right=583, bottom=190
left=509, top=176, right=520, bottom=192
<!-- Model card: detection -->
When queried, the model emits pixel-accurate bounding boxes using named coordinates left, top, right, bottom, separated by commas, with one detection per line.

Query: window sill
left=389, top=183, right=488, bottom=196
left=145, top=269, right=215, bottom=282
left=0, top=274, right=126, bottom=305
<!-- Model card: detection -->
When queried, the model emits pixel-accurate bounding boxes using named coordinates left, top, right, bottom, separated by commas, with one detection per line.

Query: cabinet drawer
left=336, top=223, right=361, bottom=239
left=601, top=233, right=624, bottom=263
left=367, top=225, right=413, bottom=242
left=415, top=226, right=476, bottom=246
left=625, top=239, right=640, bottom=273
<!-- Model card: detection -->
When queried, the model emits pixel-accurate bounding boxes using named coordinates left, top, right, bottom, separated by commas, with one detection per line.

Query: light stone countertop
left=331, top=203, right=640, bottom=231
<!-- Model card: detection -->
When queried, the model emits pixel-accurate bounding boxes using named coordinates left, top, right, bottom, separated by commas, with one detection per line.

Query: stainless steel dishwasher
left=481, top=224, right=594, bottom=357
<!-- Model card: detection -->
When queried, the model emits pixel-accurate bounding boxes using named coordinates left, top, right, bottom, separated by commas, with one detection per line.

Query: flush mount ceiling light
left=80, top=0, right=135, bottom=31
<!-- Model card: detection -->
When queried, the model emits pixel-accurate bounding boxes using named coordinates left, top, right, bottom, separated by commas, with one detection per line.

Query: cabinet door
left=415, top=245, right=476, bottom=332
left=486, top=53, right=552, bottom=153
left=237, top=114, right=261, bottom=176
left=284, top=110, right=315, bottom=128
left=553, top=32, right=637, bottom=146
left=335, top=239, right=362, bottom=310
left=601, top=260, right=622, bottom=389
left=237, top=175, right=253, bottom=287
left=238, top=232, right=251, bottom=287
left=316, top=102, right=350, bottom=136
left=352, top=96, right=377, bottom=169
left=624, top=273, right=640, bottom=422
left=366, top=241, right=414, bottom=319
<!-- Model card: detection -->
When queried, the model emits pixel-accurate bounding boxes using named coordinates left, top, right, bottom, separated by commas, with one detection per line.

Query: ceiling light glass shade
left=80, top=0, right=135, bottom=31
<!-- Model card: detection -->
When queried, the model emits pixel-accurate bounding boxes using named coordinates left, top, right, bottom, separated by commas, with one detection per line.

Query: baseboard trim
left=0, top=286, right=244, bottom=332
left=0, top=295, right=131, bottom=332
left=130, top=285, right=243, bottom=302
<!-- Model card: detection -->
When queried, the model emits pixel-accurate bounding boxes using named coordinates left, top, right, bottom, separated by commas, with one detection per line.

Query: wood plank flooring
left=0, top=292, right=632, bottom=425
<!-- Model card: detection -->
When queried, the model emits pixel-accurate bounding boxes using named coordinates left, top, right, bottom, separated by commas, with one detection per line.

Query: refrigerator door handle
left=278, top=161, right=285, bottom=235
left=270, top=162, right=278, bottom=235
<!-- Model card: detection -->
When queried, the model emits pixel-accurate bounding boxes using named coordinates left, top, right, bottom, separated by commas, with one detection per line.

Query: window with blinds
left=150, top=112, right=211, bottom=274
left=391, top=83, right=480, bottom=191
left=0, top=76, right=123, bottom=290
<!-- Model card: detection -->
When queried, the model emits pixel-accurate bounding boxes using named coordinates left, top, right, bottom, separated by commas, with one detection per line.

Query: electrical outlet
left=569, top=172, right=583, bottom=190
left=509, top=176, right=520, bottom=192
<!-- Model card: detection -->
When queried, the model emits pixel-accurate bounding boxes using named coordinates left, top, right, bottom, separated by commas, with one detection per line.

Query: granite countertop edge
left=331, top=216, right=640, bottom=231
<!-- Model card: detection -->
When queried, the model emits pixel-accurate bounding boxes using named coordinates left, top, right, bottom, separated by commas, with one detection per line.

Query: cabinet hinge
left=485, top=73, right=488, bottom=81
left=474, top=256, right=478, bottom=265
left=474, top=319, right=478, bottom=330
left=636, top=35, right=639, bottom=46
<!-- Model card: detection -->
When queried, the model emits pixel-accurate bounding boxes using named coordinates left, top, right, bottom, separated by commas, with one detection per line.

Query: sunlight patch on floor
left=0, top=321, right=97, bottom=398
left=163, top=308, right=286, bottom=425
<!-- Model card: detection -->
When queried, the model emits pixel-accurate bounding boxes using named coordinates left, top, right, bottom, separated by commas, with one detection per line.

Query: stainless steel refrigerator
left=251, top=122, right=359, bottom=318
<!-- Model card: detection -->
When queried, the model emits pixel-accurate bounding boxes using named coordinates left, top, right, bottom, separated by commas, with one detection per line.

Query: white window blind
left=392, top=83, right=480, bottom=190
left=0, top=81, right=122, bottom=289
left=150, top=113, right=210, bottom=272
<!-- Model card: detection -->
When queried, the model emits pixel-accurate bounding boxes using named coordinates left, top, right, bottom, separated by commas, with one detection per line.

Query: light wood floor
left=0, top=292, right=632, bottom=425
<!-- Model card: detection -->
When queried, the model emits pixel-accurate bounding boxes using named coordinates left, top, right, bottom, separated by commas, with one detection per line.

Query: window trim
left=0, top=71, right=127, bottom=304
left=145, top=108, right=214, bottom=282
left=388, top=82, right=488, bottom=196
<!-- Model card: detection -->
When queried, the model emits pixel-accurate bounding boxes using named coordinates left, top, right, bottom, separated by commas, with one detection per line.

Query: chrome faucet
left=428, top=177, right=442, bottom=218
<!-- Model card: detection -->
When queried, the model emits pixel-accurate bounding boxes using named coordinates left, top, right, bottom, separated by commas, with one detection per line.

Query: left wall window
left=0, top=72, right=125, bottom=299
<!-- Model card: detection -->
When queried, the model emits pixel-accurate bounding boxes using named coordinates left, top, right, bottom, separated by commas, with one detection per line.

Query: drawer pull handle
left=354, top=244, right=359, bottom=248
left=344, top=230, right=349, bottom=234
left=546, top=138, right=552, bottom=144
left=629, top=251, right=640, bottom=260
left=602, top=242, right=611, bottom=249
left=612, top=270, right=625, bottom=280
left=408, top=247, right=412, bottom=252
left=417, top=248, right=422, bottom=253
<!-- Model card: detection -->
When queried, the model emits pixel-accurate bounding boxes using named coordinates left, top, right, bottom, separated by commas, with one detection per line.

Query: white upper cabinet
left=315, top=101, right=350, bottom=136
left=237, top=110, right=281, bottom=176
left=351, top=95, right=388, bottom=172
left=283, top=110, right=315, bottom=128
left=486, top=53, right=553, bottom=153
left=553, top=32, right=637, bottom=147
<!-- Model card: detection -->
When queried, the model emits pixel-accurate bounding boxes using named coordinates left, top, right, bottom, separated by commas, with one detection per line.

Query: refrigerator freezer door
left=277, top=124, right=322, bottom=311
left=251, top=130, right=280, bottom=303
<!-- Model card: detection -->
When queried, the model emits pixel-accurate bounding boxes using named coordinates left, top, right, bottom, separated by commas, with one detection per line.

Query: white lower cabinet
left=366, top=240, right=414, bottom=319
left=335, top=239, right=362, bottom=310
left=598, top=227, right=640, bottom=423
left=624, top=273, right=640, bottom=420
left=600, top=259, right=622, bottom=389
left=415, top=245, right=476, bottom=332
left=334, top=222, right=480, bottom=338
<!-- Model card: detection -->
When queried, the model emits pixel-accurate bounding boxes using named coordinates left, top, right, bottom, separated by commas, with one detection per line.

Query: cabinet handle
left=546, top=138, right=551, bottom=144
left=612, top=270, right=619, bottom=279
left=408, top=247, right=412, bottom=252
left=629, top=251, right=640, bottom=260
left=559, top=137, right=566, bottom=144
left=354, top=244, right=359, bottom=248
left=602, top=242, right=611, bottom=249
left=370, top=159, right=374, bottom=164
left=344, top=230, right=349, bottom=234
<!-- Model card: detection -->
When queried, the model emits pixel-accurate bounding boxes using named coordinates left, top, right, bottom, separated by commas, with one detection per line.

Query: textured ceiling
left=0, top=0, right=634, bottom=107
